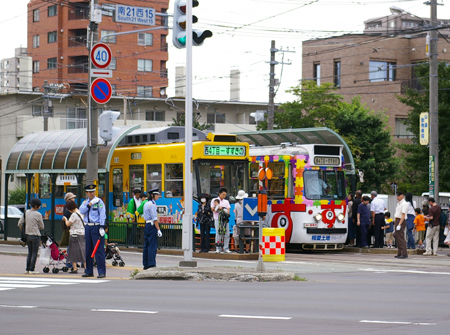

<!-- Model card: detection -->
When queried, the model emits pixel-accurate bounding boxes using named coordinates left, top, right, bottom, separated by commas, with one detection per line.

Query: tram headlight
left=337, top=213, right=345, bottom=222
left=314, top=213, right=322, bottom=222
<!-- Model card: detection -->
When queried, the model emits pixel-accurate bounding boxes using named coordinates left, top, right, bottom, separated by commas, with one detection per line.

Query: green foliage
left=397, top=62, right=450, bottom=193
left=259, top=80, right=398, bottom=192
left=8, top=186, right=26, bottom=205
left=292, top=274, right=307, bottom=281
left=170, top=113, right=212, bottom=131
left=130, top=269, right=139, bottom=277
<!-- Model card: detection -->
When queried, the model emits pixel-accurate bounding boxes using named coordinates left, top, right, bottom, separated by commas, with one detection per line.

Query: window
left=313, top=63, right=321, bottom=85
left=303, top=170, right=346, bottom=200
left=129, top=165, right=144, bottom=198
left=101, top=30, right=116, bottom=43
left=146, top=110, right=165, bottom=121
left=47, top=57, right=57, bottom=69
left=369, top=61, right=396, bottom=82
left=138, top=33, right=153, bottom=46
left=334, top=60, right=341, bottom=88
left=33, top=61, right=40, bottom=73
left=161, top=34, right=167, bottom=51
left=402, top=20, right=419, bottom=28
left=366, top=21, right=382, bottom=29
left=66, top=107, right=86, bottom=129
left=138, top=59, right=152, bottom=72
left=108, top=57, right=116, bottom=70
left=48, top=31, right=57, bottom=43
left=146, top=165, right=162, bottom=195
left=165, top=163, right=183, bottom=197
left=33, top=35, right=40, bottom=48
left=32, top=105, right=43, bottom=116
left=111, top=84, right=116, bottom=96
left=39, top=174, right=51, bottom=199
left=160, top=60, right=167, bottom=78
left=112, top=168, right=123, bottom=207
left=137, top=86, right=152, bottom=97
left=207, top=113, right=226, bottom=124
left=48, top=5, right=57, bottom=17
left=267, top=162, right=286, bottom=199
left=33, top=9, right=39, bottom=22
left=395, top=118, right=414, bottom=138
left=389, top=21, right=396, bottom=28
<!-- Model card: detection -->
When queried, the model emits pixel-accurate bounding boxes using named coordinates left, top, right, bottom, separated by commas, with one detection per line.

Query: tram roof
left=5, top=125, right=139, bottom=174
left=233, top=127, right=355, bottom=174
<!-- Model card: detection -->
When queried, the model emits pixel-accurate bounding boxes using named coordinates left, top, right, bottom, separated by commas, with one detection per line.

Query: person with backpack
left=423, top=197, right=441, bottom=256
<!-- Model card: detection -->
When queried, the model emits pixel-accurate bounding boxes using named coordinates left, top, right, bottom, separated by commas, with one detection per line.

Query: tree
left=8, top=186, right=26, bottom=205
left=397, top=62, right=450, bottom=193
left=170, top=113, right=211, bottom=131
left=259, top=80, right=398, bottom=192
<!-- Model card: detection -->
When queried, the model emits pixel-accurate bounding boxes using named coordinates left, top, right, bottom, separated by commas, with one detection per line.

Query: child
left=213, top=199, right=220, bottom=227
left=413, top=208, right=426, bottom=249
left=383, top=212, right=394, bottom=248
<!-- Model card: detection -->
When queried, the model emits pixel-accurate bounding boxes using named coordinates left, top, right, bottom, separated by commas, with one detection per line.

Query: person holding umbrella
left=79, top=184, right=106, bottom=278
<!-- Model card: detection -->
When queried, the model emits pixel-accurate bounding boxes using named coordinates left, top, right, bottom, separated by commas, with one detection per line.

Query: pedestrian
left=17, top=198, right=44, bottom=274
left=62, top=200, right=86, bottom=274
left=143, top=188, right=162, bottom=269
left=126, top=189, right=141, bottom=244
left=233, top=190, right=249, bottom=252
left=352, top=190, right=362, bottom=247
left=357, top=196, right=371, bottom=248
left=382, top=212, right=394, bottom=248
left=347, top=193, right=355, bottom=246
left=413, top=208, right=426, bottom=250
left=211, top=187, right=231, bottom=253
left=394, top=191, right=408, bottom=259
left=423, top=197, right=441, bottom=256
left=60, top=192, right=76, bottom=248
left=79, top=184, right=107, bottom=278
left=405, top=192, right=417, bottom=249
left=370, top=191, right=386, bottom=248
left=196, top=194, right=213, bottom=253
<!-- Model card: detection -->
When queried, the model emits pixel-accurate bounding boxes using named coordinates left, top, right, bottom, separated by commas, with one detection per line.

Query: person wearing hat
left=18, top=198, right=44, bottom=274
left=233, top=190, right=249, bottom=252
left=126, top=189, right=142, bottom=244
left=196, top=194, right=213, bottom=253
left=79, top=184, right=107, bottom=278
left=61, top=192, right=76, bottom=248
left=142, top=188, right=162, bottom=269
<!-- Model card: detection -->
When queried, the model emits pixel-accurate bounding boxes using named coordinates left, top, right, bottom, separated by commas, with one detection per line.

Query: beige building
left=0, top=48, right=32, bottom=93
left=302, top=12, right=450, bottom=139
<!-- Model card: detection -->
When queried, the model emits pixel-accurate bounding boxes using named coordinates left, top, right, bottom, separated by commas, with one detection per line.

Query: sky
left=1, top=0, right=448, bottom=104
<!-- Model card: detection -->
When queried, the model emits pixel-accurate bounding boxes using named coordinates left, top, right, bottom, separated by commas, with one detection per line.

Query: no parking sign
left=91, top=78, right=112, bottom=104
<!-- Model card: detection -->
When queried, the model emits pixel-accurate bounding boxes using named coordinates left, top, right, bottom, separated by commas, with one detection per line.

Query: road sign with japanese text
left=115, top=5, right=155, bottom=25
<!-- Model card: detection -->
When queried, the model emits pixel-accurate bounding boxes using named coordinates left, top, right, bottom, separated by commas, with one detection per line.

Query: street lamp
left=390, top=5, right=439, bottom=202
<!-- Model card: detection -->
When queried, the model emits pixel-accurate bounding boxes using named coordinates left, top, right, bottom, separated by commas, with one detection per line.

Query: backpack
left=439, top=210, right=447, bottom=226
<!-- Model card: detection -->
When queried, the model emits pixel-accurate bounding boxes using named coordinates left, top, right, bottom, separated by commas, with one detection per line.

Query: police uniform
left=143, top=188, right=160, bottom=269
left=79, top=184, right=107, bottom=278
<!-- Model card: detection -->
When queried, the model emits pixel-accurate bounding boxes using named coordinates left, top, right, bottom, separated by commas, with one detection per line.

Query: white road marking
left=0, top=284, right=49, bottom=289
left=0, top=288, right=15, bottom=292
left=360, top=320, right=436, bottom=326
left=360, top=268, right=450, bottom=276
left=91, top=309, right=158, bottom=314
left=0, top=277, right=109, bottom=292
left=0, top=305, right=37, bottom=309
left=219, top=314, right=292, bottom=320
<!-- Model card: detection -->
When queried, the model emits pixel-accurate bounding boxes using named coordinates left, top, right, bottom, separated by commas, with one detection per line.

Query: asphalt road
left=0, top=244, right=450, bottom=334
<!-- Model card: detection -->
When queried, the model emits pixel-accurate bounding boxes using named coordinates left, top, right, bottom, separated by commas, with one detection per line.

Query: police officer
left=79, top=184, right=107, bottom=278
left=143, top=188, right=162, bottom=270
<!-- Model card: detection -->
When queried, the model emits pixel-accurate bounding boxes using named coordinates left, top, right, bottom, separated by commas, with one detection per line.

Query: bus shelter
left=233, top=127, right=357, bottom=191
left=2, top=126, right=139, bottom=241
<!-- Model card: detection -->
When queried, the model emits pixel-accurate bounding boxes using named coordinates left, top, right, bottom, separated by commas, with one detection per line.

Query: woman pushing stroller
left=62, top=200, right=86, bottom=274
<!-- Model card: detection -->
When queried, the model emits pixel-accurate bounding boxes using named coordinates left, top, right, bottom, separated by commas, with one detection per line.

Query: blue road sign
left=243, top=198, right=259, bottom=221
left=91, top=78, right=112, bottom=104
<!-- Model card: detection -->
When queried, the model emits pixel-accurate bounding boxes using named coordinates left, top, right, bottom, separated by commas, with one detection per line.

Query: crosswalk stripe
left=0, top=284, right=49, bottom=289
left=0, top=288, right=15, bottom=292
left=0, top=276, right=108, bottom=292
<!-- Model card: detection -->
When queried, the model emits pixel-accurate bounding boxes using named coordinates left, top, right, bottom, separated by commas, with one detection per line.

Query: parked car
left=0, top=206, right=24, bottom=232
left=10, top=204, right=26, bottom=213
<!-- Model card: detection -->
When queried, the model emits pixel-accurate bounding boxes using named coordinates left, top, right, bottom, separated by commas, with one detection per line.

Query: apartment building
left=0, top=48, right=32, bottom=93
left=302, top=12, right=450, bottom=140
left=27, top=0, right=169, bottom=98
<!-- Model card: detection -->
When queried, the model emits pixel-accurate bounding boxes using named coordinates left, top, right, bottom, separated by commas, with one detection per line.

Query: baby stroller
left=216, top=209, right=230, bottom=250
left=106, top=243, right=125, bottom=267
left=40, top=233, right=69, bottom=274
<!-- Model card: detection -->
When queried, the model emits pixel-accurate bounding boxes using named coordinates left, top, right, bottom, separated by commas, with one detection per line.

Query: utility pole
left=87, top=0, right=100, bottom=185
left=267, top=41, right=293, bottom=130
left=43, top=80, right=50, bottom=131
left=429, top=0, right=439, bottom=203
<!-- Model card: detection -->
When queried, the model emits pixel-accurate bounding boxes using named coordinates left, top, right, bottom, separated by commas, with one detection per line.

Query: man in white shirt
left=370, top=191, right=386, bottom=248
left=211, top=187, right=231, bottom=253
left=394, top=192, right=408, bottom=259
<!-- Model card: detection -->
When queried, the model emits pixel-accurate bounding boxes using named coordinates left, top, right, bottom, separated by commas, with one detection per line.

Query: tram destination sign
left=314, top=156, right=340, bottom=166
left=115, top=5, right=155, bottom=25
left=204, top=145, right=246, bottom=157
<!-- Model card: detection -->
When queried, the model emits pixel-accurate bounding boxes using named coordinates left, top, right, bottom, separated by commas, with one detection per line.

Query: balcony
left=68, top=2, right=89, bottom=20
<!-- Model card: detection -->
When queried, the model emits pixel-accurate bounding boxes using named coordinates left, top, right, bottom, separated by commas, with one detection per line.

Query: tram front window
left=196, top=161, right=248, bottom=203
left=304, top=170, right=345, bottom=200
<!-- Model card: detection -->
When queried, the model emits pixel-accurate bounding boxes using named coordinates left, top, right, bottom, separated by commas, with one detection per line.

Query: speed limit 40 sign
left=91, top=43, right=112, bottom=69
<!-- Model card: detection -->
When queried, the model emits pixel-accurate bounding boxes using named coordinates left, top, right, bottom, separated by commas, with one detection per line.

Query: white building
left=0, top=48, right=32, bottom=94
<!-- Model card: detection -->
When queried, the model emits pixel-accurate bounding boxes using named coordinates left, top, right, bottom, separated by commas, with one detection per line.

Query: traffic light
left=172, top=0, right=212, bottom=49
left=99, top=111, right=120, bottom=142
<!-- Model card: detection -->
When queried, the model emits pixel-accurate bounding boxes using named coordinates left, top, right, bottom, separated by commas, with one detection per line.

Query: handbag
left=444, top=226, right=449, bottom=236
left=19, top=211, right=27, bottom=247
left=39, top=246, right=51, bottom=265
left=444, top=233, right=450, bottom=246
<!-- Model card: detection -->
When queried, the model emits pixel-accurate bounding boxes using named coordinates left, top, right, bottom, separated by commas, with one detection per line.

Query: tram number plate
left=314, top=157, right=340, bottom=166
left=204, top=145, right=246, bottom=157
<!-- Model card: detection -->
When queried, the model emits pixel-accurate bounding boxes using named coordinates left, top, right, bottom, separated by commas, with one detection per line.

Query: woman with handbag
left=197, top=194, right=213, bottom=253
left=17, top=198, right=44, bottom=274
left=62, top=200, right=86, bottom=274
